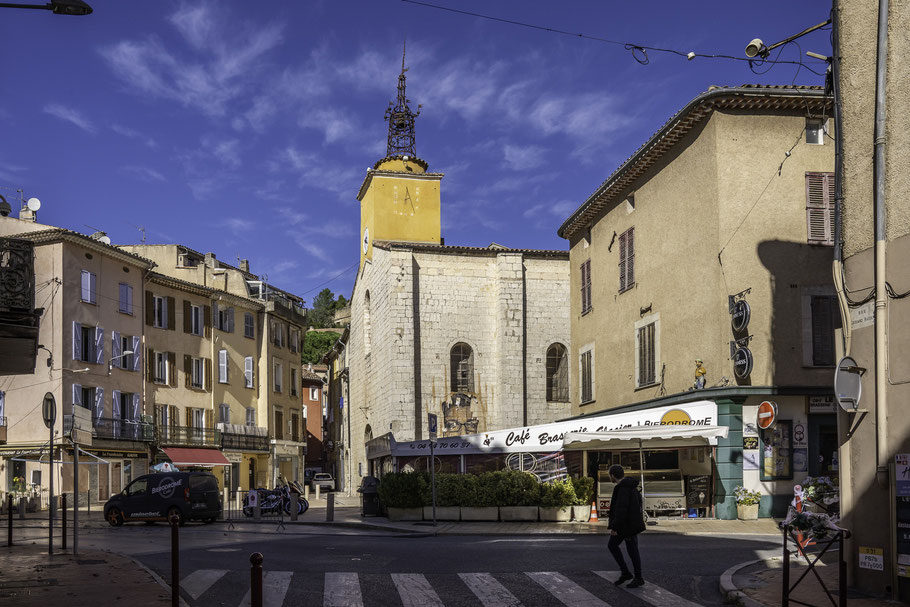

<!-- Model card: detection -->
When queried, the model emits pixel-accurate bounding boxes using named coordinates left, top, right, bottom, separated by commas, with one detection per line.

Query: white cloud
left=203, top=136, right=241, bottom=168
left=122, top=165, right=167, bottom=182
left=297, top=108, right=357, bottom=144
left=111, top=124, right=157, bottom=148
left=43, top=103, right=95, bottom=133
left=270, top=259, right=298, bottom=275
left=503, top=144, right=546, bottom=171
left=0, top=160, right=27, bottom=183
left=289, top=232, right=332, bottom=262
left=277, top=207, right=306, bottom=225
left=273, top=146, right=360, bottom=198
left=221, top=217, right=254, bottom=236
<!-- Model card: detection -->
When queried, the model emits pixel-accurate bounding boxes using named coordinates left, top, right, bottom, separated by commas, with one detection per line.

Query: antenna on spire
left=401, top=38, right=407, bottom=73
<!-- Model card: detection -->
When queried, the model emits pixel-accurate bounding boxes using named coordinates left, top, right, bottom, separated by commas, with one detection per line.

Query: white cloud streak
left=43, top=103, right=95, bottom=133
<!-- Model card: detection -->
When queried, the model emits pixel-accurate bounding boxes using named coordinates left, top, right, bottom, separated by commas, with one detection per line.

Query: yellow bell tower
left=358, top=43, right=442, bottom=266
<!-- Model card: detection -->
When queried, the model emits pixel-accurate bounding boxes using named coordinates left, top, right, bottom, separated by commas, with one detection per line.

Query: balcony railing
left=63, top=416, right=155, bottom=441
left=0, top=238, right=35, bottom=311
left=156, top=425, right=220, bottom=447
left=218, top=423, right=269, bottom=451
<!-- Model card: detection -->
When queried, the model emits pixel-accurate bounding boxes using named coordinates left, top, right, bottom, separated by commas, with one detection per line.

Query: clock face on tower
left=362, top=227, right=370, bottom=254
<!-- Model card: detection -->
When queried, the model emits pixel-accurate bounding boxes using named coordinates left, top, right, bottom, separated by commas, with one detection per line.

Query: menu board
left=761, top=420, right=793, bottom=480
left=896, top=455, right=910, bottom=579
left=686, top=475, right=711, bottom=508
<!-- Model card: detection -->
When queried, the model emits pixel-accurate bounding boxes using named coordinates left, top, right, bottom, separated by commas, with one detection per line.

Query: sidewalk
left=723, top=555, right=894, bottom=607
left=0, top=544, right=170, bottom=606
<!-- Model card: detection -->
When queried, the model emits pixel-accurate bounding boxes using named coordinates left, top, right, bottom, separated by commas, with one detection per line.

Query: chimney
left=240, top=259, right=250, bottom=273
left=204, top=252, right=216, bottom=268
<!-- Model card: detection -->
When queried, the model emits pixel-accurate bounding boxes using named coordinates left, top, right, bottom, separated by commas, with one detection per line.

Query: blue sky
left=0, top=0, right=832, bottom=305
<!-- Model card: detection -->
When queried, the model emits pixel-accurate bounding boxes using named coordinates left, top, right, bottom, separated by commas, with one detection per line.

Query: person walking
left=607, top=464, right=646, bottom=587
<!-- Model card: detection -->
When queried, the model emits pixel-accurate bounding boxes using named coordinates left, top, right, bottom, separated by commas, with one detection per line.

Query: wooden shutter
left=147, top=348, right=156, bottom=381
left=168, top=352, right=177, bottom=387
left=219, top=349, right=228, bottom=383
left=204, top=408, right=213, bottom=429
left=73, top=321, right=82, bottom=361
left=212, top=302, right=220, bottom=331
left=166, top=296, right=175, bottom=330
left=184, top=355, right=192, bottom=389
left=145, top=291, right=154, bottom=325
left=619, top=232, right=627, bottom=291
left=204, top=305, right=212, bottom=338
left=637, top=323, right=655, bottom=386
left=112, top=331, right=121, bottom=367
left=228, top=308, right=234, bottom=332
left=626, top=227, right=635, bottom=287
left=245, top=356, right=254, bottom=388
left=94, top=327, right=104, bottom=365
left=169, top=404, right=179, bottom=427
left=204, top=358, right=212, bottom=391
left=73, top=384, right=82, bottom=408
left=806, top=172, right=834, bottom=245
left=183, top=300, right=192, bottom=333
left=94, top=387, right=104, bottom=423
left=132, top=336, right=141, bottom=372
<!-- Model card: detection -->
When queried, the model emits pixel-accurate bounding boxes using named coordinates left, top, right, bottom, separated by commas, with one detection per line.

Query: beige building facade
left=558, top=86, right=836, bottom=519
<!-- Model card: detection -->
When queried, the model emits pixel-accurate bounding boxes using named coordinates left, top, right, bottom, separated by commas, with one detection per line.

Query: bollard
left=782, top=526, right=790, bottom=607
left=253, top=504, right=261, bottom=521
left=19, top=497, right=26, bottom=519
left=250, top=552, right=264, bottom=607
left=62, top=493, right=67, bottom=551
left=7, top=494, right=12, bottom=547
left=290, top=492, right=299, bottom=521
left=326, top=492, right=334, bottom=522
left=170, top=513, right=180, bottom=607
left=304, top=485, right=309, bottom=501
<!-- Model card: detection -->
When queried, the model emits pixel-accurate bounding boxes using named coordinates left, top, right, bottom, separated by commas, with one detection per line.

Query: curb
left=118, top=550, right=191, bottom=607
left=719, top=558, right=782, bottom=607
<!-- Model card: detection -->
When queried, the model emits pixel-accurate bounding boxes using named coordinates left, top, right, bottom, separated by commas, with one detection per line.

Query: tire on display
left=106, top=507, right=124, bottom=527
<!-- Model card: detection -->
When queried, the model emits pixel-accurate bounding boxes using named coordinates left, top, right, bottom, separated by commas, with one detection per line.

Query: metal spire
left=384, top=40, right=421, bottom=157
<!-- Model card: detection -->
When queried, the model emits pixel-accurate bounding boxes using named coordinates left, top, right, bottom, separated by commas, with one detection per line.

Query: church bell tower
left=358, top=42, right=442, bottom=267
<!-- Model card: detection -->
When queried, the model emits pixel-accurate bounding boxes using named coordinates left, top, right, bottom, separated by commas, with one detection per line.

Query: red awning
left=161, top=447, right=231, bottom=467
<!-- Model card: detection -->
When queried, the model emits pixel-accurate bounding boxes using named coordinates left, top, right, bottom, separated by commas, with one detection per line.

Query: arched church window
left=546, top=343, right=569, bottom=402
left=450, top=343, right=474, bottom=393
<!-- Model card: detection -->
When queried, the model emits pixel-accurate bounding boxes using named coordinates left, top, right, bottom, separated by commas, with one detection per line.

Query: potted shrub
left=377, top=472, right=427, bottom=521
left=539, top=478, right=576, bottom=522
left=734, top=486, right=761, bottom=520
left=422, top=473, right=462, bottom=521
left=570, top=476, right=595, bottom=522
left=497, top=471, right=540, bottom=521
left=461, top=473, right=499, bottom=521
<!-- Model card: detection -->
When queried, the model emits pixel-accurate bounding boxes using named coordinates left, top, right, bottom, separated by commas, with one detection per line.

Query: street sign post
left=67, top=403, right=91, bottom=556
left=42, top=392, right=55, bottom=555
left=428, top=413, right=438, bottom=526
left=757, top=400, right=778, bottom=431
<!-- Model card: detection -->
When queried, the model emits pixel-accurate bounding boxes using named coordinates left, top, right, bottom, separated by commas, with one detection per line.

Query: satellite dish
left=99, top=236, right=111, bottom=245
left=27, top=198, right=41, bottom=212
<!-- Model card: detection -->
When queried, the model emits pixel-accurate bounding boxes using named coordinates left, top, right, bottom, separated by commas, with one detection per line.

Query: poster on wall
left=761, top=421, right=793, bottom=480
left=793, top=422, right=808, bottom=448
left=743, top=420, right=759, bottom=438
left=743, top=437, right=759, bottom=450
left=794, top=448, right=808, bottom=472
left=743, top=450, right=759, bottom=470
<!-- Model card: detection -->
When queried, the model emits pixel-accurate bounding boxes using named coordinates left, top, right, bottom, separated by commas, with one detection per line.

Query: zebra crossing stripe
left=458, top=572, right=522, bottom=607
left=324, top=572, right=363, bottom=607
left=526, top=572, right=610, bottom=607
left=238, top=571, right=293, bottom=607
left=391, top=573, right=445, bottom=607
left=594, top=571, right=703, bottom=607
left=181, top=569, right=228, bottom=600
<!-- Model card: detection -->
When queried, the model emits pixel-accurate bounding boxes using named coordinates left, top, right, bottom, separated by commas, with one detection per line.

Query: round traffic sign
left=42, top=392, right=56, bottom=429
left=731, top=300, right=751, bottom=332
left=757, top=400, right=778, bottom=430
left=732, top=347, right=753, bottom=379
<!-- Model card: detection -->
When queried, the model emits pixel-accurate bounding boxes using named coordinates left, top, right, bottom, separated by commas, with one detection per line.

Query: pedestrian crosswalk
left=179, top=568, right=708, bottom=606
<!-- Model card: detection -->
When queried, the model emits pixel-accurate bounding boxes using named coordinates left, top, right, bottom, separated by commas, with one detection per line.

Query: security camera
left=745, top=38, right=767, bottom=59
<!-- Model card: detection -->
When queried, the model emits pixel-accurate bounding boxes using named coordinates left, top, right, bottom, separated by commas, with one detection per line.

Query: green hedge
left=377, top=471, right=428, bottom=508
left=539, top=478, right=577, bottom=508
left=571, top=476, right=595, bottom=505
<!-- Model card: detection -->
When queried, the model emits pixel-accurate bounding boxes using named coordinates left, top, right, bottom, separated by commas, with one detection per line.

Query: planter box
left=539, top=506, right=572, bottom=522
left=460, top=507, right=499, bottom=521
left=423, top=506, right=460, bottom=521
left=737, top=503, right=759, bottom=520
left=500, top=506, right=538, bottom=522
left=572, top=504, right=592, bottom=522
left=386, top=507, right=423, bottom=522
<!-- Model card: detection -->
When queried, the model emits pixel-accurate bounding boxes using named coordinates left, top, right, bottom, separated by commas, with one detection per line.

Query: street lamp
left=0, top=1, right=92, bottom=15
left=108, top=351, right=134, bottom=375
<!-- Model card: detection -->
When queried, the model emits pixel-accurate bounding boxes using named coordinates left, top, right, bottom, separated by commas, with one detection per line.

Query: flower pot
left=460, top=507, right=499, bottom=521
left=737, top=503, right=759, bottom=520
left=423, top=506, right=460, bottom=521
left=539, top=506, right=572, bottom=522
left=572, top=504, right=592, bottom=522
left=500, top=506, right=538, bottom=522
left=386, top=507, right=423, bottom=522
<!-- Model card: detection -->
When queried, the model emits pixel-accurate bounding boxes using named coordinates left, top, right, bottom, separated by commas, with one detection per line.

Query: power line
left=299, top=261, right=360, bottom=297
left=401, top=0, right=829, bottom=74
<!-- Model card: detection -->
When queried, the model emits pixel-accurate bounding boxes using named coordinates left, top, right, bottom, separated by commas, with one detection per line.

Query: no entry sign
left=756, top=400, right=778, bottom=430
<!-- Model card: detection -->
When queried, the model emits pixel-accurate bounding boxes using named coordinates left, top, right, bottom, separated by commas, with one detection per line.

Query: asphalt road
left=113, top=527, right=783, bottom=606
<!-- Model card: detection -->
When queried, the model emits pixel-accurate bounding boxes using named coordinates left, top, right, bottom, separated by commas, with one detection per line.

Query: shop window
left=450, top=343, right=474, bottom=393
left=546, top=343, right=569, bottom=402
left=760, top=420, right=793, bottom=481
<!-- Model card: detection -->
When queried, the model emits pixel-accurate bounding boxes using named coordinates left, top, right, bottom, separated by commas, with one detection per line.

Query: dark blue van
left=104, top=471, right=221, bottom=526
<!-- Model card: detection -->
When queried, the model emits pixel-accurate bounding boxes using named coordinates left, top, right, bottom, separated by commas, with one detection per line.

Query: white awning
left=563, top=425, right=729, bottom=450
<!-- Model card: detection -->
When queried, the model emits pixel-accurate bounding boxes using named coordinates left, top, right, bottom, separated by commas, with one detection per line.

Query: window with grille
left=546, top=343, right=569, bottom=402
left=580, top=348, right=593, bottom=403
left=806, top=172, right=835, bottom=246
left=450, top=343, right=474, bottom=393
left=619, top=227, right=635, bottom=292
left=580, top=260, right=592, bottom=314
left=636, top=322, right=656, bottom=387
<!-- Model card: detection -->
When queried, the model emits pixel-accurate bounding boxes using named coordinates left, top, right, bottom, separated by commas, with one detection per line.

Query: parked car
left=103, top=471, right=221, bottom=526
left=311, top=473, right=335, bottom=492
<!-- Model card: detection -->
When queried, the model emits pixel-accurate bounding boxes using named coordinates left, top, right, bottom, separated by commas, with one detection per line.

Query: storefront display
left=761, top=420, right=793, bottom=480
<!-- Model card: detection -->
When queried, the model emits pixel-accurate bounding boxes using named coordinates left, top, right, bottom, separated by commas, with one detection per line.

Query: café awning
left=161, top=447, right=230, bottom=467
left=562, top=425, right=729, bottom=450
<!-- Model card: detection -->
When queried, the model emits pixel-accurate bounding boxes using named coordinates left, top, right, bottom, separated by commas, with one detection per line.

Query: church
left=340, top=52, right=572, bottom=483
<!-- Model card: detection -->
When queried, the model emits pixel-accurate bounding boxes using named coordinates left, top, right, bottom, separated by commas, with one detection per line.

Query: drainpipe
left=830, top=0, right=850, bottom=357
left=873, top=0, right=889, bottom=487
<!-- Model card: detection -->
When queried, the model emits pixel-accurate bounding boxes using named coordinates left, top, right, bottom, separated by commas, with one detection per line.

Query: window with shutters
left=77, top=325, right=97, bottom=363
left=802, top=289, right=838, bottom=366
left=118, top=283, right=133, bottom=314
left=619, top=227, right=635, bottom=293
left=244, top=356, right=254, bottom=388
left=291, top=411, right=300, bottom=442
left=309, top=387, right=320, bottom=401
left=580, top=260, right=592, bottom=315
left=245, top=407, right=256, bottom=427
left=217, top=306, right=234, bottom=333
left=274, top=408, right=284, bottom=440
left=190, top=305, right=203, bottom=336
left=154, top=352, right=169, bottom=384
left=546, top=343, right=569, bottom=402
left=806, top=172, right=835, bottom=246
left=274, top=360, right=283, bottom=393
left=289, top=328, right=299, bottom=353
left=219, top=404, right=230, bottom=424
left=635, top=316, right=659, bottom=388
left=290, top=368, right=298, bottom=396
left=218, top=349, right=229, bottom=383
left=153, top=296, right=167, bottom=328
left=579, top=346, right=594, bottom=404
left=117, top=334, right=134, bottom=370
left=450, top=343, right=474, bottom=393
left=244, top=313, right=255, bottom=338
left=80, top=386, right=95, bottom=411
left=80, top=270, right=97, bottom=304
left=191, top=358, right=204, bottom=389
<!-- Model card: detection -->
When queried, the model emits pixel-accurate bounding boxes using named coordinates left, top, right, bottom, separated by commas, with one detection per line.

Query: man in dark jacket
left=607, top=464, right=645, bottom=587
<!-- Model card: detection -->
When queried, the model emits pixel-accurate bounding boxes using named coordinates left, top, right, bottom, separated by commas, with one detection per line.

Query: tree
left=308, top=288, right=338, bottom=328
left=301, top=331, right=340, bottom=364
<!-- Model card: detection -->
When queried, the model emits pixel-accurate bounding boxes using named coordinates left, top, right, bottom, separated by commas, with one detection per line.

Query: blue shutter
left=72, top=321, right=82, bottom=361
left=132, top=336, right=141, bottom=372
left=95, top=327, right=104, bottom=365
